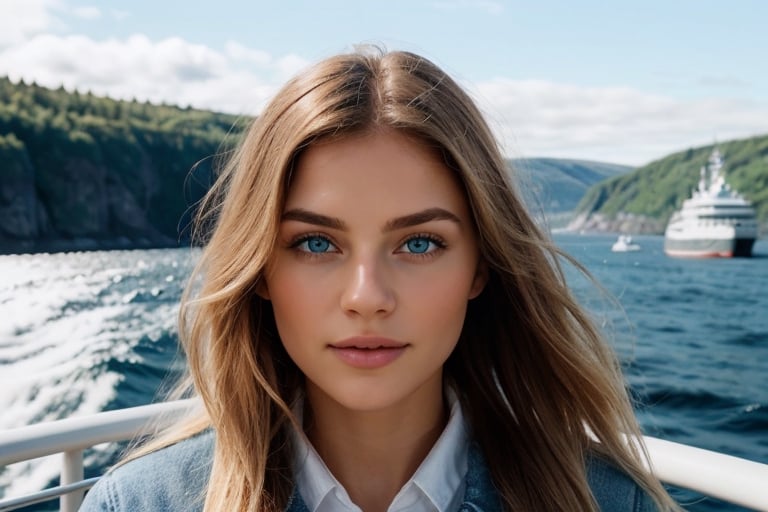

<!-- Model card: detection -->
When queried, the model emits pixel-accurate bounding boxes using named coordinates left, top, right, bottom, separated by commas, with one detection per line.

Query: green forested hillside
left=575, top=134, right=768, bottom=232
left=0, top=76, right=245, bottom=253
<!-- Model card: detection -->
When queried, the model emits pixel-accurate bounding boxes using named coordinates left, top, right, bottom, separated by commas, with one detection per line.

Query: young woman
left=80, top=48, right=680, bottom=511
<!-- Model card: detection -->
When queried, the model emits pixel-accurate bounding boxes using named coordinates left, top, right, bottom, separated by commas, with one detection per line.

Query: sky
left=1, top=0, right=767, bottom=166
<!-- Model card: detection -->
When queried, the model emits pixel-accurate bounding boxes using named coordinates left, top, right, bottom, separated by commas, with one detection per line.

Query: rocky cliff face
left=0, top=78, right=240, bottom=254
left=0, top=143, right=41, bottom=240
left=0, top=135, right=223, bottom=254
left=566, top=211, right=665, bottom=234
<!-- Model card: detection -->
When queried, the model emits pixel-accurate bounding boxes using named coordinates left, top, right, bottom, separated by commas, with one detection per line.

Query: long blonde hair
left=136, top=48, right=678, bottom=511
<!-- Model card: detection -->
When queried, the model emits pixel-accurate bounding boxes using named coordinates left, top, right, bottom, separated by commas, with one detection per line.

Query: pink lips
left=329, top=337, right=408, bottom=369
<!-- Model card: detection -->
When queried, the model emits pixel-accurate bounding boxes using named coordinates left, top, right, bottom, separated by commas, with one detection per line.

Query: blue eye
left=402, top=236, right=442, bottom=254
left=296, top=235, right=334, bottom=253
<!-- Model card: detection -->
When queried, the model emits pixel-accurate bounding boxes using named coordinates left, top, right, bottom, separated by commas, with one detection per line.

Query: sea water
left=1, top=234, right=766, bottom=511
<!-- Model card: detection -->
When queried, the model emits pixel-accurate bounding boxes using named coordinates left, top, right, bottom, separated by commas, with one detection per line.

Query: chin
left=329, top=388, right=411, bottom=413
left=308, top=373, right=442, bottom=415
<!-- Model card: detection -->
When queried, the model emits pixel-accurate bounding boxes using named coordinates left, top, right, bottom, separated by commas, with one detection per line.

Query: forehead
left=285, top=130, right=469, bottom=216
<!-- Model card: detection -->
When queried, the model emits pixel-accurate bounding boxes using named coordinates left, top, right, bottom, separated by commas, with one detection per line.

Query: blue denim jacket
left=79, top=431, right=657, bottom=511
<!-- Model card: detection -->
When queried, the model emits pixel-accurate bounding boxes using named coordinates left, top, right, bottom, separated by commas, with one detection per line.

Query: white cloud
left=0, top=0, right=62, bottom=47
left=0, top=33, right=309, bottom=114
left=222, top=41, right=308, bottom=77
left=276, top=54, right=310, bottom=77
left=469, top=78, right=768, bottom=165
left=224, top=41, right=271, bottom=66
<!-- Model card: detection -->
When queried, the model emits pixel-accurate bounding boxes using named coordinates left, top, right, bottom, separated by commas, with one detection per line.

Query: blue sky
left=1, top=0, right=767, bottom=165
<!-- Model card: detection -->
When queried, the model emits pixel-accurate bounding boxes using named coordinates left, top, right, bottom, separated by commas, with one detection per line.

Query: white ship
left=664, top=148, right=758, bottom=258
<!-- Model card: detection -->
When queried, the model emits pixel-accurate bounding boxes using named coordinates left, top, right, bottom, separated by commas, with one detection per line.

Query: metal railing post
left=60, top=449, right=84, bottom=512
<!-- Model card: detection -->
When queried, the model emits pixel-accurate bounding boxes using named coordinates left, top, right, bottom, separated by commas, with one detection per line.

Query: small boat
left=611, top=234, right=641, bottom=252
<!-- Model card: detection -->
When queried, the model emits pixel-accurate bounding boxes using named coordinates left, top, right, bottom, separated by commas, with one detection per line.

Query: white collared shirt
left=292, top=391, right=469, bottom=512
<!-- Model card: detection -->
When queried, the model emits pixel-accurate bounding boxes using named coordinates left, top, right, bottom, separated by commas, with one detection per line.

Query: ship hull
left=664, top=236, right=755, bottom=258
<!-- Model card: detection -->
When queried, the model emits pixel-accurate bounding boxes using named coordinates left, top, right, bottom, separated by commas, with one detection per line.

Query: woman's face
left=264, top=129, right=486, bottom=413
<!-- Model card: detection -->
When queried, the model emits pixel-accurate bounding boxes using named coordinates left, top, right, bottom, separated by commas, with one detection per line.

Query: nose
left=339, top=255, right=396, bottom=318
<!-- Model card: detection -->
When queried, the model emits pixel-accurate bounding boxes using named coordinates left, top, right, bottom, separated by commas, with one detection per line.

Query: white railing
left=643, top=436, right=768, bottom=511
left=1, top=401, right=767, bottom=511
left=0, top=400, right=195, bottom=512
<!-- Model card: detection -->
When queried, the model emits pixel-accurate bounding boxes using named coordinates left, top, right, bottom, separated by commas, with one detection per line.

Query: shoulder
left=462, top=444, right=658, bottom=512
left=587, top=455, right=658, bottom=512
left=79, top=431, right=213, bottom=512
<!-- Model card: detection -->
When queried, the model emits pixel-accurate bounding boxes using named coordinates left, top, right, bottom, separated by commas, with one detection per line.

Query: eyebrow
left=281, top=207, right=462, bottom=231
left=384, top=207, right=462, bottom=231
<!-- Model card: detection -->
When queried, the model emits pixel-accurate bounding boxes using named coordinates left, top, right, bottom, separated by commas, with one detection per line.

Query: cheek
left=266, top=270, right=319, bottom=344
left=267, top=259, right=334, bottom=312
left=402, top=267, right=476, bottom=327
left=269, top=295, right=318, bottom=370
left=265, top=262, right=346, bottom=357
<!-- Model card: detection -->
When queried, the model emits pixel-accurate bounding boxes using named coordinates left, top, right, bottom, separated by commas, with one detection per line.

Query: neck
left=304, top=379, right=447, bottom=512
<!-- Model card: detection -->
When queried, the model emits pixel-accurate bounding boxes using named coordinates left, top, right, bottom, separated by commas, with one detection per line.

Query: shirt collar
left=403, top=387, right=468, bottom=510
left=291, top=389, right=469, bottom=512
left=291, top=403, right=351, bottom=510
